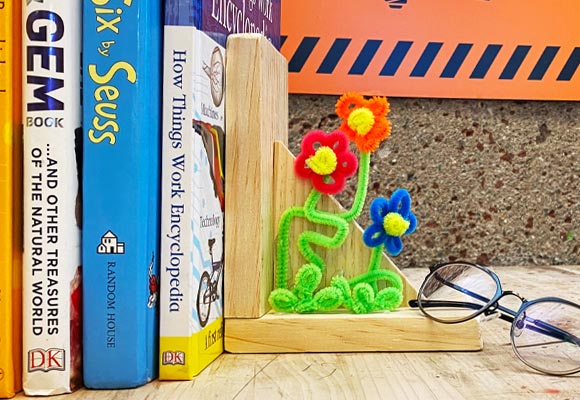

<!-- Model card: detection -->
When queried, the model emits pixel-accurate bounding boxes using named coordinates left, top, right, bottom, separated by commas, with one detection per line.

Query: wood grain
left=15, top=266, right=579, bottom=400
left=224, top=308, right=482, bottom=353
left=224, top=34, right=288, bottom=318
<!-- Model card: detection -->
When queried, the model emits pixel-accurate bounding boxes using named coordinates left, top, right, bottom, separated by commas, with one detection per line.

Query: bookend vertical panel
left=224, top=34, right=288, bottom=319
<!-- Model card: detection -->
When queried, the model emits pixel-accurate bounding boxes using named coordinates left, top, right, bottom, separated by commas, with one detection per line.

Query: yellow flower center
left=306, top=146, right=338, bottom=176
left=347, top=107, right=375, bottom=136
left=383, top=212, right=410, bottom=237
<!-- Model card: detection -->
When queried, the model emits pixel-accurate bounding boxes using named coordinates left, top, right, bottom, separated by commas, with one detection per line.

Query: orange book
left=0, top=0, right=23, bottom=398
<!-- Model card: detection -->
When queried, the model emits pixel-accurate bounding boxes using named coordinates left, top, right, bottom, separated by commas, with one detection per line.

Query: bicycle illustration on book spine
left=192, top=122, right=224, bottom=328
left=191, top=39, right=225, bottom=330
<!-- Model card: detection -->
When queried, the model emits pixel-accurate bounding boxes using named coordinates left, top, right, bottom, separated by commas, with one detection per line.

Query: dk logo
left=162, top=351, right=185, bottom=366
left=28, top=348, right=66, bottom=372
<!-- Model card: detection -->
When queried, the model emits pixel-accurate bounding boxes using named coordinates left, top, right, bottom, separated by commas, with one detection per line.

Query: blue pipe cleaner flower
left=362, top=189, right=417, bottom=256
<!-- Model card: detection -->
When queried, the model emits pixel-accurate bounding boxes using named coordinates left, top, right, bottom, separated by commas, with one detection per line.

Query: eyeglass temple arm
left=525, top=317, right=580, bottom=346
left=407, top=299, right=515, bottom=323
left=409, top=298, right=580, bottom=344
left=409, top=272, right=580, bottom=345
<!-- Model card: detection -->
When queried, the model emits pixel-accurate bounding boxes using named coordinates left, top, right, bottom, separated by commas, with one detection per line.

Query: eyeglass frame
left=408, top=261, right=580, bottom=375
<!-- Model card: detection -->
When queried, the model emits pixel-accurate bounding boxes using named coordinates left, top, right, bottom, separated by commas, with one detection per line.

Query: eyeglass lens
left=418, top=263, right=498, bottom=322
left=418, top=262, right=580, bottom=375
left=511, top=300, right=580, bottom=375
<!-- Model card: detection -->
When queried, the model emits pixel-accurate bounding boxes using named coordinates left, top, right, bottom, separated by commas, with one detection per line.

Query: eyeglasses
left=408, top=261, right=580, bottom=376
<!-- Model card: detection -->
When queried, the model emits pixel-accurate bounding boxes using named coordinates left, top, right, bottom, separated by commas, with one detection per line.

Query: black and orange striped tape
left=281, top=1, right=580, bottom=100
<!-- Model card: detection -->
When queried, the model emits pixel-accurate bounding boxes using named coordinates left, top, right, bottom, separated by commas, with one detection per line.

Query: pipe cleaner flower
left=335, top=92, right=391, bottom=153
left=294, top=130, right=358, bottom=195
left=362, top=189, right=417, bottom=256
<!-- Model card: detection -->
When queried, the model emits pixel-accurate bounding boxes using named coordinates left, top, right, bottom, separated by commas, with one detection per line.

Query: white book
left=22, top=1, right=82, bottom=395
left=159, top=26, right=225, bottom=380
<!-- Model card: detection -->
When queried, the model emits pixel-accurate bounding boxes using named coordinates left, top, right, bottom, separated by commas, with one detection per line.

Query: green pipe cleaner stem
left=348, top=268, right=403, bottom=292
left=365, top=245, right=384, bottom=292
left=275, top=206, right=305, bottom=289
left=297, top=226, right=349, bottom=271
left=303, top=189, right=323, bottom=216
left=296, top=151, right=370, bottom=274
left=297, top=190, right=350, bottom=272
left=275, top=151, right=371, bottom=291
left=339, top=151, right=371, bottom=222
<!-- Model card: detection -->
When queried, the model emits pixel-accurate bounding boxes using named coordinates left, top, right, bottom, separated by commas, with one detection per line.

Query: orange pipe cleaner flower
left=335, top=92, right=391, bottom=153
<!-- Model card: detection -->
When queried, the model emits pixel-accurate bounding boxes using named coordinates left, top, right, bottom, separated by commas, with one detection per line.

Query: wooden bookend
left=224, top=35, right=482, bottom=353
left=224, top=34, right=288, bottom=318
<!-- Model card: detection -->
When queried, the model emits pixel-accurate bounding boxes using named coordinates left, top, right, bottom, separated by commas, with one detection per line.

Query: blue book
left=82, top=0, right=163, bottom=389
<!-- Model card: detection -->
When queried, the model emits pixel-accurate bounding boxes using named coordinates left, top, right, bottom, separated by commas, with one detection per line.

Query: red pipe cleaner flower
left=294, top=130, right=358, bottom=195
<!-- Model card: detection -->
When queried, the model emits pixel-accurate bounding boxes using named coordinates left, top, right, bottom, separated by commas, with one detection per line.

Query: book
left=158, top=1, right=280, bottom=380
left=21, top=0, right=83, bottom=395
left=0, top=0, right=22, bottom=397
left=165, top=0, right=281, bottom=48
left=159, top=23, right=226, bottom=380
left=82, top=0, right=163, bottom=389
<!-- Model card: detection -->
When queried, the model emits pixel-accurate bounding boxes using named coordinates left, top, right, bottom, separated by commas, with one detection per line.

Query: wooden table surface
left=15, top=265, right=580, bottom=400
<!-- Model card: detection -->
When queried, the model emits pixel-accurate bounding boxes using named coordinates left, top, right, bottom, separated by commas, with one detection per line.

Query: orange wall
left=281, top=0, right=580, bottom=100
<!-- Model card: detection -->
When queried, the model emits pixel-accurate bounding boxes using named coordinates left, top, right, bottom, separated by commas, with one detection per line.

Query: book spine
left=164, top=0, right=202, bottom=26
left=159, top=24, right=196, bottom=380
left=21, top=0, right=82, bottom=395
left=82, top=0, right=162, bottom=389
left=0, top=0, right=23, bottom=397
left=201, top=0, right=281, bottom=48
left=190, top=29, right=226, bottom=374
left=159, top=26, right=225, bottom=381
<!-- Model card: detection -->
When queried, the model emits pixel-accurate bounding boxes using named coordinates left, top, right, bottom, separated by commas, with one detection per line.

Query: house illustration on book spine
left=97, top=231, right=125, bottom=254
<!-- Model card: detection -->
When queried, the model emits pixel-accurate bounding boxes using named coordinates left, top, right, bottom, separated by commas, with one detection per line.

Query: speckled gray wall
left=288, top=95, right=579, bottom=268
